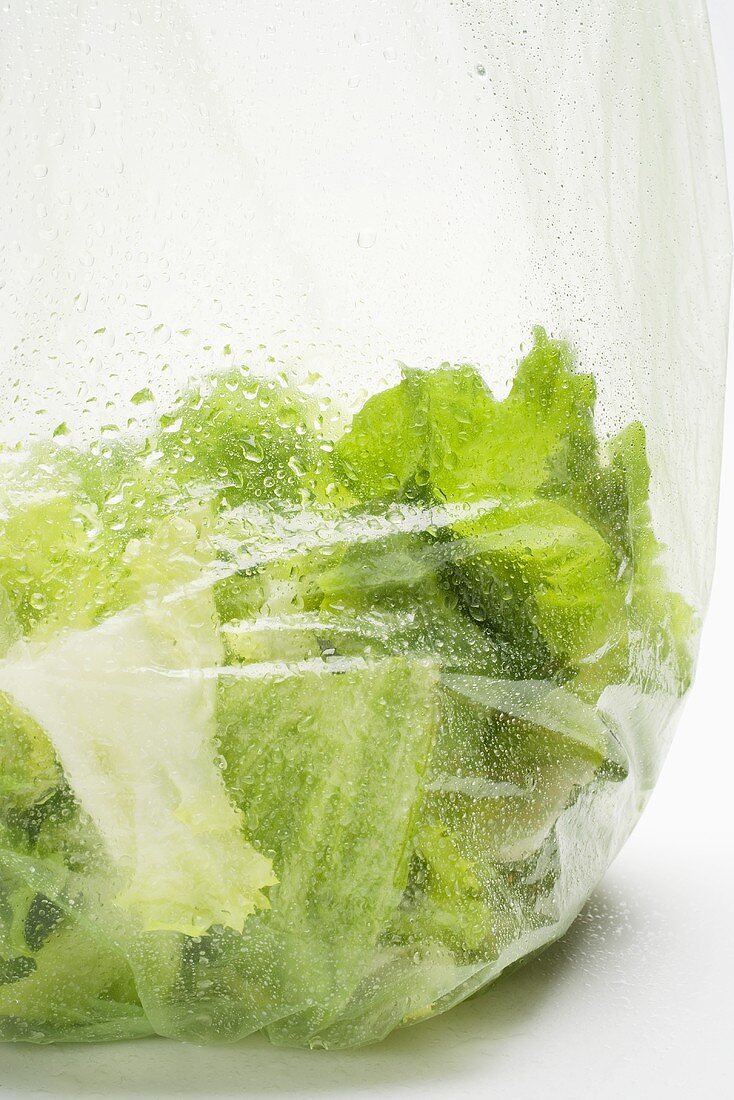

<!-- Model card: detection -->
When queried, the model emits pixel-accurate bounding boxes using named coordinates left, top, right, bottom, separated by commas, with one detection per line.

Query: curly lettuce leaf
left=0, top=916, right=150, bottom=1043
left=0, top=694, right=60, bottom=822
left=388, top=675, right=619, bottom=964
left=333, top=328, right=595, bottom=505
left=0, top=441, right=180, bottom=641
left=159, top=370, right=331, bottom=509
left=0, top=329, right=696, bottom=1048
left=450, top=499, right=625, bottom=669
left=217, top=655, right=439, bottom=1045
left=0, top=517, right=274, bottom=938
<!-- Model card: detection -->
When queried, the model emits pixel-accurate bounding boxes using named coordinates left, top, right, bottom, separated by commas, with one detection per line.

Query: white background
left=1, top=3, right=733, bottom=1097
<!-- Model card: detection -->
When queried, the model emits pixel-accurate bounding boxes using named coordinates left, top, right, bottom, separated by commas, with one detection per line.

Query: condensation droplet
left=354, top=27, right=370, bottom=45
left=160, top=415, right=182, bottom=435
left=242, top=437, right=264, bottom=464
left=153, top=323, right=171, bottom=345
left=47, top=130, right=65, bottom=147
left=383, top=47, right=397, bottom=62
left=130, top=7, right=142, bottom=25
left=134, top=303, right=151, bottom=319
left=33, top=164, right=48, bottom=179
left=86, top=93, right=102, bottom=110
left=357, top=228, right=377, bottom=249
left=347, top=75, right=360, bottom=88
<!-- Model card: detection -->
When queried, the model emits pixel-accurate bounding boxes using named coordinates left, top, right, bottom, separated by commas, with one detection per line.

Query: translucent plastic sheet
left=0, top=0, right=730, bottom=1048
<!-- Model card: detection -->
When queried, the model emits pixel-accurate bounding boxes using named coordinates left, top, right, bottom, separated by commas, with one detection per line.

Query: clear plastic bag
left=0, top=0, right=730, bottom=1048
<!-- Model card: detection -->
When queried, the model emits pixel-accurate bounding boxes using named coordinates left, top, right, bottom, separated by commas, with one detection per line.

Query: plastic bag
left=0, top=0, right=730, bottom=1049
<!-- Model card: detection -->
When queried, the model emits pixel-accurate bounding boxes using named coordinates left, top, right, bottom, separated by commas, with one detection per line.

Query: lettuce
left=159, top=370, right=328, bottom=508
left=0, top=916, right=151, bottom=1043
left=0, top=330, right=693, bottom=1047
left=449, top=499, right=624, bottom=668
left=217, top=655, right=439, bottom=1045
left=0, top=695, right=60, bottom=821
left=333, top=328, right=595, bottom=504
left=0, top=516, right=275, bottom=938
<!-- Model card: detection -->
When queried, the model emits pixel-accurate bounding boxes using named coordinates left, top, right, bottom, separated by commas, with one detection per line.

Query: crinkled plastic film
left=0, top=0, right=730, bottom=1049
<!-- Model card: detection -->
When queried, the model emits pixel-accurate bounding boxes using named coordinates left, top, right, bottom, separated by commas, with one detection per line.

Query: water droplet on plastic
left=86, top=93, right=101, bottom=110
left=242, top=437, right=264, bottom=464
left=357, top=228, right=377, bottom=249
left=153, top=323, right=171, bottom=345
left=33, top=164, right=48, bottom=179
left=134, top=303, right=151, bottom=320
left=354, top=27, right=370, bottom=45
left=383, top=47, right=397, bottom=62
left=47, top=130, right=65, bottom=147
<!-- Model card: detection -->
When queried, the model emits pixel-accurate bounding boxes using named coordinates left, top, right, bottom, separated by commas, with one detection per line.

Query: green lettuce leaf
left=159, top=370, right=328, bottom=509
left=0, top=329, right=695, bottom=1048
left=217, top=655, right=439, bottom=1045
left=0, top=516, right=274, bottom=938
left=0, top=694, right=60, bottom=822
left=449, top=499, right=625, bottom=669
left=333, top=328, right=595, bottom=505
left=0, top=916, right=150, bottom=1043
